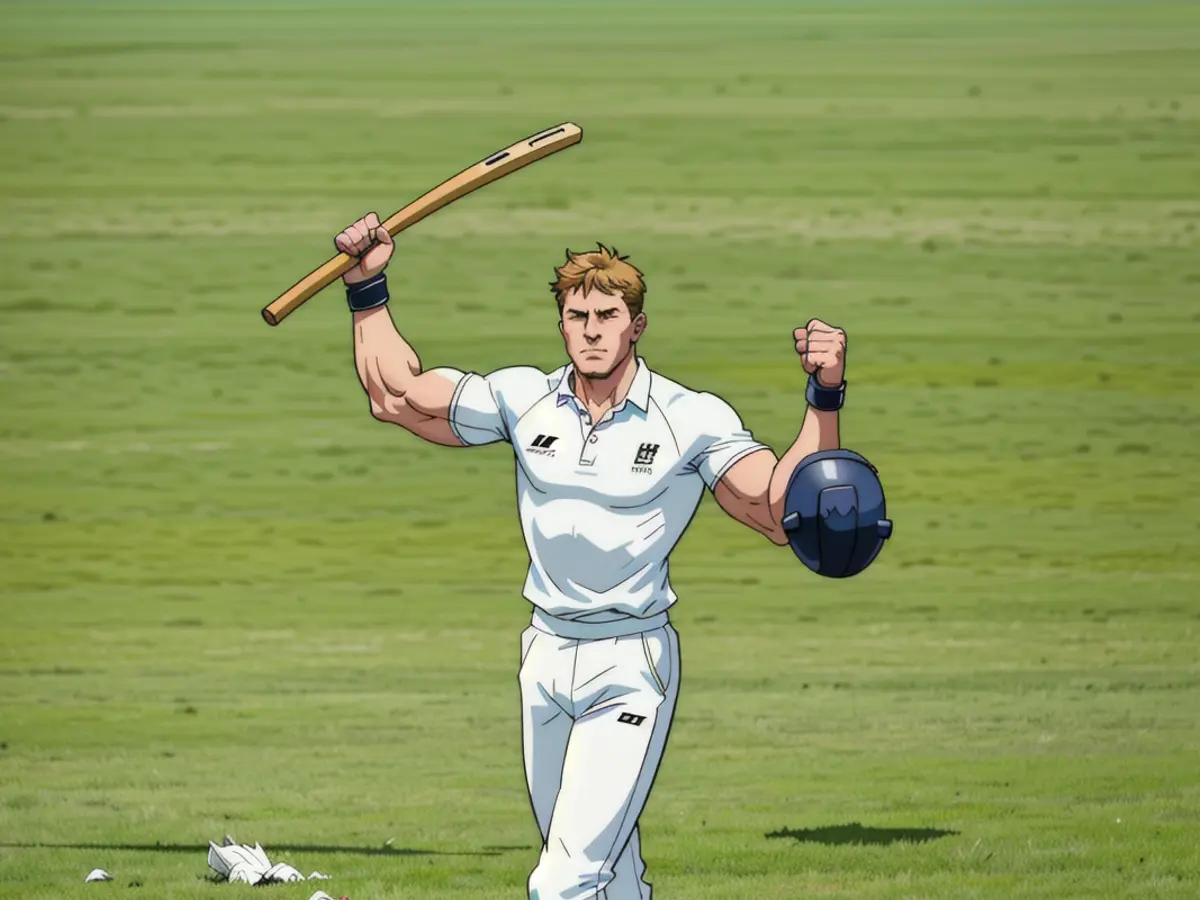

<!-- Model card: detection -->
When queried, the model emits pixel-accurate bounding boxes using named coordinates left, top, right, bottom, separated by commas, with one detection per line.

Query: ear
left=632, top=312, right=647, bottom=341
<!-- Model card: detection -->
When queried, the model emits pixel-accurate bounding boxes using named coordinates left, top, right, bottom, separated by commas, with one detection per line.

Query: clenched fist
left=335, top=212, right=394, bottom=285
left=794, top=319, right=846, bottom=387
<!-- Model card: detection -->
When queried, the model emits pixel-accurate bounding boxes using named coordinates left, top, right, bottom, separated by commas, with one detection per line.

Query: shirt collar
left=556, top=356, right=651, bottom=413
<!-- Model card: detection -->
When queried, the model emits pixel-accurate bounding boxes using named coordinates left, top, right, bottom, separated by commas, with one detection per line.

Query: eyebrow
left=566, top=307, right=620, bottom=316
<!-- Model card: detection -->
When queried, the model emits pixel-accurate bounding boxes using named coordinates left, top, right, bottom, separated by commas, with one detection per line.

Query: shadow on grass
left=765, top=822, right=959, bottom=846
left=0, top=841, right=503, bottom=858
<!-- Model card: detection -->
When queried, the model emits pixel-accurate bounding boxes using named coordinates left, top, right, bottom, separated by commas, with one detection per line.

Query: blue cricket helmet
left=780, top=449, right=893, bottom=578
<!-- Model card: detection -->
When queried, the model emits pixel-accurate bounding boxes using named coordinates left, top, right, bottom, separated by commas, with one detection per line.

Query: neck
left=573, top=349, right=638, bottom=412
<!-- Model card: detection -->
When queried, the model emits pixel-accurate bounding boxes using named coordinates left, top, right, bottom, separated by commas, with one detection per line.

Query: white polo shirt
left=443, top=357, right=770, bottom=639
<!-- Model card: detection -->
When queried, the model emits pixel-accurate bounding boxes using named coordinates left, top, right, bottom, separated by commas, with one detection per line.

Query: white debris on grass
left=206, top=836, right=333, bottom=886
left=84, top=869, right=112, bottom=883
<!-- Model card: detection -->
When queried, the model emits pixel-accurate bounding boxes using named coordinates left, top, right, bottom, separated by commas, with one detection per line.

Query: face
left=559, top=287, right=646, bottom=379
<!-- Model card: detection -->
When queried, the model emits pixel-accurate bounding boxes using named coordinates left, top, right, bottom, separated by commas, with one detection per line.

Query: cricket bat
left=262, top=122, right=583, bottom=326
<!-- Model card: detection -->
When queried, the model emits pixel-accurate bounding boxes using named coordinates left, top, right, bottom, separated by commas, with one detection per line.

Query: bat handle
left=261, top=252, right=359, bottom=326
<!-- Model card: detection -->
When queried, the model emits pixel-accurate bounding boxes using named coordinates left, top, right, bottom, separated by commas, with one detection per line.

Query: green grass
left=2, top=1, right=1199, bottom=897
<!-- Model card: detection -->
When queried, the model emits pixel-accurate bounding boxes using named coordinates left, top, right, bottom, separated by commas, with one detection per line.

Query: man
left=337, top=212, right=847, bottom=900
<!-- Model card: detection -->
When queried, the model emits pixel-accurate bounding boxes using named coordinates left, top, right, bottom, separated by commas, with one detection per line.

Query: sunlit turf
left=1, top=2, right=1198, bottom=897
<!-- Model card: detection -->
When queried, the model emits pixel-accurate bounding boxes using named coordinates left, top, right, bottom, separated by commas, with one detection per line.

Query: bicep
left=371, top=368, right=467, bottom=446
left=712, top=449, right=787, bottom=543
left=399, top=409, right=470, bottom=447
left=680, top=391, right=783, bottom=543
left=381, top=364, right=545, bottom=448
left=412, top=365, right=545, bottom=447
left=403, top=368, right=462, bottom=420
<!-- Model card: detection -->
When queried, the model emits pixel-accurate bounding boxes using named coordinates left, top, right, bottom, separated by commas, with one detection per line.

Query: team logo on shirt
left=632, top=442, right=659, bottom=474
left=527, top=434, right=558, bottom=457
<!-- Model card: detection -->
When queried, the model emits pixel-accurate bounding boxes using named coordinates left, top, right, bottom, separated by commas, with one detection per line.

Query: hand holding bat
left=794, top=319, right=847, bottom=387
left=335, top=212, right=394, bottom=285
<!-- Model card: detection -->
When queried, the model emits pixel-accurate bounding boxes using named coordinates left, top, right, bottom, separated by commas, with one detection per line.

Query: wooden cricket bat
left=261, top=122, right=583, bottom=326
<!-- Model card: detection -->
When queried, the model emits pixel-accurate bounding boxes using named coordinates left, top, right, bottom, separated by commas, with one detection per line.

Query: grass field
left=2, top=1, right=1199, bottom=897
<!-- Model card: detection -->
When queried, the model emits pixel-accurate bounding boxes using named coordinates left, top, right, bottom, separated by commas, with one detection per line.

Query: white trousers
left=519, top=622, right=680, bottom=900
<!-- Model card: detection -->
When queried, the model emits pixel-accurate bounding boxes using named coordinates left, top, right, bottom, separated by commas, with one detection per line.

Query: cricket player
left=337, top=213, right=847, bottom=899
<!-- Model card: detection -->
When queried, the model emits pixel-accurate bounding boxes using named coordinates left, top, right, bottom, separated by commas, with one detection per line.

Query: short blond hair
left=549, top=244, right=646, bottom=318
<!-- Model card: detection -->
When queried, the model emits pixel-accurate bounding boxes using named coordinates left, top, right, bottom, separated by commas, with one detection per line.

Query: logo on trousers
left=527, top=434, right=558, bottom=456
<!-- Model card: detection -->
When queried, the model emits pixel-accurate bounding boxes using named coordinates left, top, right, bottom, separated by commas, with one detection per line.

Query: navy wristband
left=346, top=274, right=389, bottom=312
left=806, top=372, right=845, bottom=411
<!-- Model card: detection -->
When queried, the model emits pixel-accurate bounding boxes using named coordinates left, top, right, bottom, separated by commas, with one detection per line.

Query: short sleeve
left=687, top=393, right=771, bottom=491
left=446, top=366, right=551, bottom=447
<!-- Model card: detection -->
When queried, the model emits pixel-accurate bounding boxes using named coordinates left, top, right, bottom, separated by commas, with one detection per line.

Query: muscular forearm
left=767, top=405, right=840, bottom=526
left=336, top=214, right=460, bottom=442
left=353, top=305, right=421, bottom=418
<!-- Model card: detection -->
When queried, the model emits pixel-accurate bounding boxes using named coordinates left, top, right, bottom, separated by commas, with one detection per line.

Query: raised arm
left=711, top=319, right=847, bottom=544
left=337, top=213, right=465, bottom=447
left=353, top=305, right=466, bottom=446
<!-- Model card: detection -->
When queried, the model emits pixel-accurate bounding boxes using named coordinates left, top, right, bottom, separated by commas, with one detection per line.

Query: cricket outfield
left=1, top=2, right=1198, bottom=897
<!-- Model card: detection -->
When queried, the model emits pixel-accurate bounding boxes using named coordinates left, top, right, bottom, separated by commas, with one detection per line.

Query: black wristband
left=346, top=274, right=389, bottom=312
left=806, top=372, right=845, bottom=411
